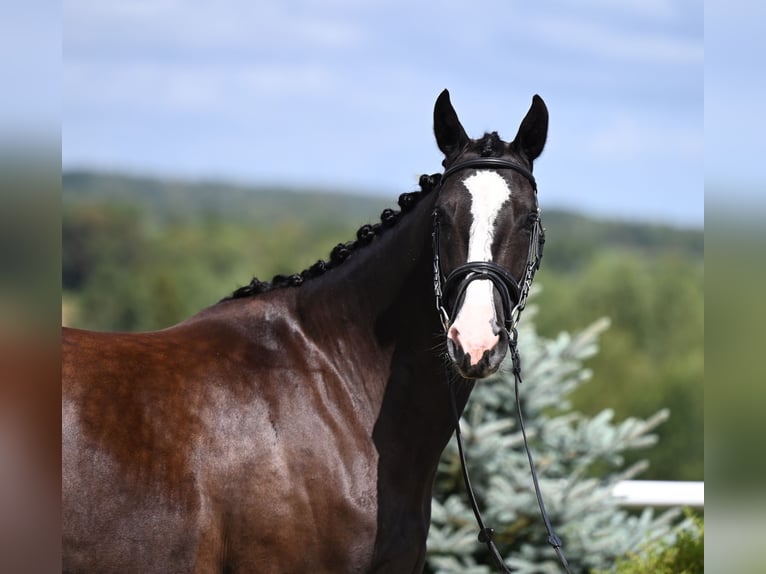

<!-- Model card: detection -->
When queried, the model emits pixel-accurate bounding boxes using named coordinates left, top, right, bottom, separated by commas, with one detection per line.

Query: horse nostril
left=446, top=328, right=464, bottom=364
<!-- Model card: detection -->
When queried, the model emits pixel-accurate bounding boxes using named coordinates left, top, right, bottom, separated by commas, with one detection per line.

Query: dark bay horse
left=62, top=90, right=548, bottom=573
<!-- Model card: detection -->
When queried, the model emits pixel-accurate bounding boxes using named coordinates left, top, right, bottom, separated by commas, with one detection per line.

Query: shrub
left=427, top=308, right=684, bottom=573
left=604, top=511, right=703, bottom=574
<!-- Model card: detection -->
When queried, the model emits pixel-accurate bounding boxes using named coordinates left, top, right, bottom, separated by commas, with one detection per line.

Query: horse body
left=63, top=191, right=458, bottom=572
left=62, top=90, right=548, bottom=573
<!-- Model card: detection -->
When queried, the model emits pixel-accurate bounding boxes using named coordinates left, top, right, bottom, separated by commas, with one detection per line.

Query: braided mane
left=478, top=131, right=504, bottom=157
left=224, top=173, right=442, bottom=300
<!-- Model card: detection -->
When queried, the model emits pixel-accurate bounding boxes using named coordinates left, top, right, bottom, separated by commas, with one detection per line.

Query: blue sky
left=63, top=0, right=703, bottom=226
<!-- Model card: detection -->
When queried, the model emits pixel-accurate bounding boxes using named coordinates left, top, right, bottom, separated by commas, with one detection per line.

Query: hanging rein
left=431, top=158, right=572, bottom=574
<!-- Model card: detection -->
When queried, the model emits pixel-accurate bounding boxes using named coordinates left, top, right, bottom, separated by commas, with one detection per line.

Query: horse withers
left=62, top=90, right=548, bottom=573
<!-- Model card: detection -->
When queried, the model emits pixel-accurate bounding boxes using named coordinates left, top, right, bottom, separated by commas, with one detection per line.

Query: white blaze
left=448, top=171, right=511, bottom=364
left=464, top=171, right=511, bottom=262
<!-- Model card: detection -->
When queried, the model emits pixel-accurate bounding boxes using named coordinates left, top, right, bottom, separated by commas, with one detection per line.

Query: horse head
left=432, top=89, right=548, bottom=379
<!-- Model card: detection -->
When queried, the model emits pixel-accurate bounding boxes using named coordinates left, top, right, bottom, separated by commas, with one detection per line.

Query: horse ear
left=433, top=89, right=469, bottom=158
left=510, top=95, right=548, bottom=162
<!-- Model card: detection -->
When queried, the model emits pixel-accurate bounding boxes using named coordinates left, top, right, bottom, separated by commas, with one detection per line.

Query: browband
left=441, top=158, right=536, bottom=191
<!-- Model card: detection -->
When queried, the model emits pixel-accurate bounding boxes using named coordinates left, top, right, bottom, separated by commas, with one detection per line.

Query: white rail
left=612, top=480, right=704, bottom=508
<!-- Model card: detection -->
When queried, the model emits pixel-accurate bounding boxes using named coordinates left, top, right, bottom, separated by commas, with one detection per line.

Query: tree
left=427, top=304, right=683, bottom=573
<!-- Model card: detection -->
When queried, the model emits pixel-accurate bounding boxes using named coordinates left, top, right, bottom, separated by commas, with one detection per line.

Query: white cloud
left=65, top=0, right=364, bottom=57
left=565, top=0, right=679, bottom=21
left=530, top=16, right=702, bottom=65
left=65, top=59, right=341, bottom=115
left=586, top=114, right=702, bottom=161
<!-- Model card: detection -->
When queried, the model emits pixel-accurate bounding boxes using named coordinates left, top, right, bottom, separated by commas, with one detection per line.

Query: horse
left=62, top=89, right=548, bottom=573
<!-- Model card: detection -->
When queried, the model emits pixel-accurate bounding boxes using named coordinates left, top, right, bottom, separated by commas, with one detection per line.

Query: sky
left=62, top=0, right=704, bottom=226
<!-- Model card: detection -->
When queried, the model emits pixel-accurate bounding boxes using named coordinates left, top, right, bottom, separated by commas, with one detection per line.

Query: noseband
left=432, top=158, right=545, bottom=337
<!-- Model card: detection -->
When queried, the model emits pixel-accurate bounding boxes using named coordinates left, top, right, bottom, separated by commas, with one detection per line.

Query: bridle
left=431, top=158, right=572, bottom=574
left=432, top=157, right=545, bottom=339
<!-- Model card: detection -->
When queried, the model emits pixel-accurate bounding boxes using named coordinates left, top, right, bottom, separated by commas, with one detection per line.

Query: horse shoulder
left=62, top=301, right=384, bottom=572
left=189, top=302, right=383, bottom=570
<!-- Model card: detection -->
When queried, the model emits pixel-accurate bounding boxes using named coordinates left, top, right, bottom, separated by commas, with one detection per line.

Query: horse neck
left=299, top=192, right=440, bottom=344
left=314, top=198, right=438, bottom=324
left=298, top=192, right=473, bottom=471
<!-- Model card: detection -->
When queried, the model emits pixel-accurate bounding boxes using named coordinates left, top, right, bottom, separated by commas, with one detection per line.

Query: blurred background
left=14, top=0, right=766, bottom=571
left=63, top=0, right=702, bottom=226
left=61, top=0, right=704, bottom=483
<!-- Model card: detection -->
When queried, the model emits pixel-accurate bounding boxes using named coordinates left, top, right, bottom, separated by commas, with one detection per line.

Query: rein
left=432, top=159, right=572, bottom=573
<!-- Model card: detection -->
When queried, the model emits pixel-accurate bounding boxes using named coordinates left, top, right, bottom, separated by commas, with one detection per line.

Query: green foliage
left=62, top=172, right=388, bottom=331
left=534, top=224, right=703, bottom=482
left=426, top=314, right=685, bottom=573
left=539, top=210, right=702, bottom=273
left=599, top=511, right=704, bottom=574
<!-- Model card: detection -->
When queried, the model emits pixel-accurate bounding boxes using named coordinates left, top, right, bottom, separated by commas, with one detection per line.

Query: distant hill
left=63, top=170, right=703, bottom=275
left=63, top=170, right=391, bottom=229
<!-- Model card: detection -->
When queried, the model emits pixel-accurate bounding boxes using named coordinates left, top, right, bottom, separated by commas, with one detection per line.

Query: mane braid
left=223, top=173, right=442, bottom=301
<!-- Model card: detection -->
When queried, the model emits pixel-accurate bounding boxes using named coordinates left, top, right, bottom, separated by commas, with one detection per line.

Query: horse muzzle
left=445, top=279, right=510, bottom=379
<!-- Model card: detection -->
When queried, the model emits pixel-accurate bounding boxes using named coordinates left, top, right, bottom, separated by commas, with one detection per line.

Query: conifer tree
left=426, top=303, right=681, bottom=573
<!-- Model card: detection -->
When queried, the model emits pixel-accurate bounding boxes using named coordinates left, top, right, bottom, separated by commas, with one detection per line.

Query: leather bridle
left=432, top=157, right=545, bottom=338
left=432, top=158, right=572, bottom=574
